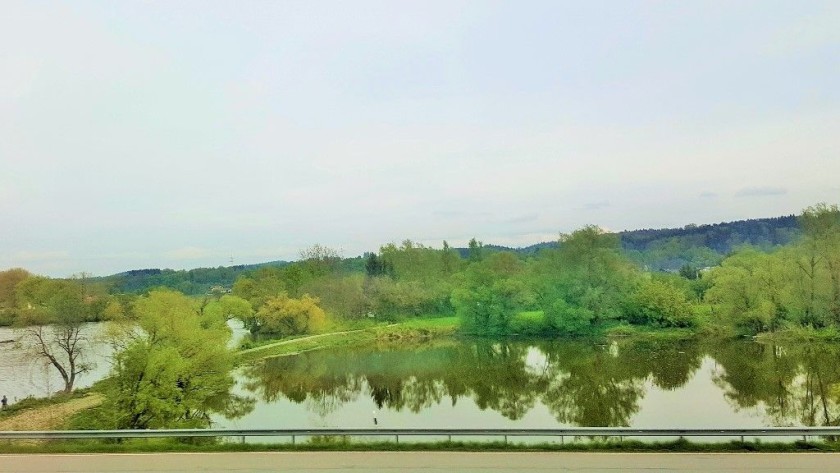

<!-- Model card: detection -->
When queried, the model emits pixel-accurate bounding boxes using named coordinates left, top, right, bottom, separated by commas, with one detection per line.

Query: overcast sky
left=2, top=1, right=838, bottom=277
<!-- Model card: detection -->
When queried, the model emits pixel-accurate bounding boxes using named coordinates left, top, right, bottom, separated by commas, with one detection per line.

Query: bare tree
left=26, top=323, right=90, bottom=393
left=16, top=276, right=92, bottom=394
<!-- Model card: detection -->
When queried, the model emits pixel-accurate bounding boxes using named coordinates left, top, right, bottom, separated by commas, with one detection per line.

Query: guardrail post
left=292, top=435, right=295, bottom=446
left=447, top=434, right=451, bottom=443
left=560, top=435, right=564, bottom=445
left=504, top=435, right=507, bottom=444
left=395, top=434, right=399, bottom=444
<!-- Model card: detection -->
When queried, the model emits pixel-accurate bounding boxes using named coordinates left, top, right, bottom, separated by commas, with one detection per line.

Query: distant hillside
left=620, top=215, right=800, bottom=271
left=95, top=260, right=290, bottom=295
left=454, top=215, right=801, bottom=271
left=98, top=214, right=803, bottom=294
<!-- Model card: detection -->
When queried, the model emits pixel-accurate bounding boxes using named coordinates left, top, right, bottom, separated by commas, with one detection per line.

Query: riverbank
left=0, top=391, right=103, bottom=431
left=237, top=316, right=459, bottom=362
left=0, top=437, right=838, bottom=454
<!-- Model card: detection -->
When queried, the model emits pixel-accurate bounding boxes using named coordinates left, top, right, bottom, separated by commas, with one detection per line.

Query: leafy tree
left=799, top=203, right=840, bottom=323
left=531, top=226, right=638, bottom=332
left=468, top=238, right=484, bottom=262
left=364, top=252, right=391, bottom=277
left=452, top=252, right=528, bottom=335
left=0, top=268, right=30, bottom=325
left=299, top=244, right=342, bottom=278
left=543, top=297, right=593, bottom=335
left=231, top=267, right=285, bottom=310
left=626, top=279, right=695, bottom=327
left=705, top=247, right=792, bottom=334
left=301, top=274, right=368, bottom=319
left=364, top=276, right=442, bottom=319
left=441, top=241, right=461, bottom=275
left=252, top=293, right=327, bottom=336
left=204, top=295, right=253, bottom=328
left=103, top=289, right=248, bottom=429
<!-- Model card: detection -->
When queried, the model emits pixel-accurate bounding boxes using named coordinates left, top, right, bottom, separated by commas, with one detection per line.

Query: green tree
left=531, top=225, right=638, bottom=332
left=799, top=203, right=840, bottom=323
left=301, top=274, right=368, bottom=319
left=441, top=241, right=461, bottom=275
left=299, top=244, right=342, bottom=278
left=468, top=238, right=484, bottom=262
left=252, top=293, right=327, bottom=336
left=705, top=247, right=792, bottom=334
left=626, top=279, right=695, bottom=327
left=0, top=268, right=30, bottom=325
left=231, top=267, right=285, bottom=310
left=103, top=289, right=247, bottom=429
left=204, top=295, right=253, bottom=329
left=452, top=252, right=528, bottom=335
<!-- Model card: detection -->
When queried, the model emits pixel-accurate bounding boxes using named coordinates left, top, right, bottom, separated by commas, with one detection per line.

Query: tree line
left=1, top=203, right=838, bottom=430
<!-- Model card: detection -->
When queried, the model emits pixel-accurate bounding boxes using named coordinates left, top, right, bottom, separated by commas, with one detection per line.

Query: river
left=216, top=338, right=840, bottom=430
left=3, top=325, right=839, bottom=430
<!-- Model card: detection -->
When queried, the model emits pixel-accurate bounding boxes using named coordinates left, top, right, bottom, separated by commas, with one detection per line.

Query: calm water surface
left=0, top=320, right=250, bottom=403
left=3, top=324, right=839, bottom=431
left=218, top=338, right=840, bottom=430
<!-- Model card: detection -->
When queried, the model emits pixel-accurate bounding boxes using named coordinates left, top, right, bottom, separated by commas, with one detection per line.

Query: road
left=1, top=452, right=839, bottom=472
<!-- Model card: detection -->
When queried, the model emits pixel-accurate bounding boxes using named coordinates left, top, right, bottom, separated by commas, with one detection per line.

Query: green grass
left=390, top=316, right=459, bottom=330
left=1, top=437, right=839, bottom=454
left=603, top=323, right=697, bottom=341
left=236, top=316, right=460, bottom=362
left=755, top=326, right=840, bottom=343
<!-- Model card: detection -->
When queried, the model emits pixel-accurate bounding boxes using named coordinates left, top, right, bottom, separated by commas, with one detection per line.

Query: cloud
left=583, top=201, right=610, bottom=210
left=699, top=191, right=717, bottom=198
left=734, top=187, right=788, bottom=198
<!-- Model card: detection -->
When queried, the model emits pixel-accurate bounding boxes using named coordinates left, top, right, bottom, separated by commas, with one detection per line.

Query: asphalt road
left=2, top=452, right=840, bottom=472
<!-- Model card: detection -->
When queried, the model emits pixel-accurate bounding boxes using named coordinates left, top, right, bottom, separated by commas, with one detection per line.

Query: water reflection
left=239, top=339, right=699, bottom=427
left=234, top=338, right=840, bottom=428
left=710, top=342, right=840, bottom=427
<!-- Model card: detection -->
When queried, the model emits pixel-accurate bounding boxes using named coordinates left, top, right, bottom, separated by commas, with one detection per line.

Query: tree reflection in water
left=239, top=338, right=840, bottom=427
left=242, top=338, right=705, bottom=426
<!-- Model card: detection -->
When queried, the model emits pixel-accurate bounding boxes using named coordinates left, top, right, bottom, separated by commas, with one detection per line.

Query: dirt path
left=0, top=393, right=103, bottom=431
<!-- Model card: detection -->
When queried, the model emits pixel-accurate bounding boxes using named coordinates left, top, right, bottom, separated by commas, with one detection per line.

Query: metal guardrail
left=2, top=428, right=840, bottom=443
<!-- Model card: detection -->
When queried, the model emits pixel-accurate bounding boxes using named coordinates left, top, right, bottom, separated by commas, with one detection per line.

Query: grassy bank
left=0, top=389, right=93, bottom=422
left=603, top=323, right=698, bottom=342
left=237, top=316, right=459, bottom=362
left=755, top=326, right=840, bottom=343
left=0, top=437, right=838, bottom=454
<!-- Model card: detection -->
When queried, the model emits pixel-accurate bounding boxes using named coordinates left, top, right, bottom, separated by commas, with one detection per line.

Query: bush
left=625, top=280, right=695, bottom=328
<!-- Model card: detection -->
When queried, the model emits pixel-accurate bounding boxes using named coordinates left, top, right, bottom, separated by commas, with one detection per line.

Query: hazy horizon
left=6, top=208, right=807, bottom=277
left=3, top=1, right=838, bottom=277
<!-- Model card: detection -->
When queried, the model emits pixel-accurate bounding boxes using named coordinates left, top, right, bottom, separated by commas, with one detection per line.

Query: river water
left=0, top=320, right=250, bottom=403
left=217, top=338, right=840, bottom=430
left=3, top=326, right=839, bottom=431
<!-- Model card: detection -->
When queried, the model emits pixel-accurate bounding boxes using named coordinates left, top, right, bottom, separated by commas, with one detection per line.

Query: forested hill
left=95, top=214, right=801, bottom=295
left=618, top=215, right=800, bottom=271
left=457, top=215, right=801, bottom=271
left=620, top=215, right=800, bottom=253
left=97, top=260, right=290, bottom=295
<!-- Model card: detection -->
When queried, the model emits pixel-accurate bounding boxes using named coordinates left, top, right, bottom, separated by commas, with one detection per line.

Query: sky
left=1, top=0, right=838, bottom=277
